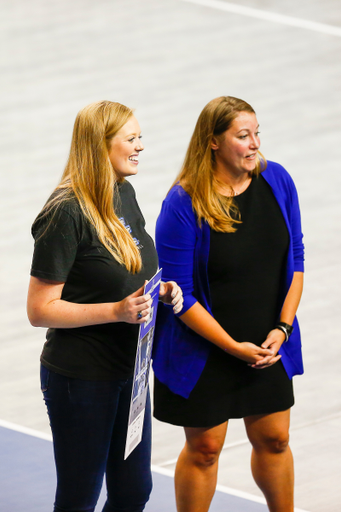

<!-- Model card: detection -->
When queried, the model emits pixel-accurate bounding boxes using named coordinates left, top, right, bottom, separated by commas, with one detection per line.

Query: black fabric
left=154, top=175, right=294, bottom=427
left=31, top=180, right=158, bottom=381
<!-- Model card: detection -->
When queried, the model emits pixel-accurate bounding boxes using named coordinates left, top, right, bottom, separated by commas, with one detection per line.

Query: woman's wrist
left=274, top=322, right=294, bottom=342
left=223, top=339, right=242, bottom=357
left=110, top=301, right=125, bottom=323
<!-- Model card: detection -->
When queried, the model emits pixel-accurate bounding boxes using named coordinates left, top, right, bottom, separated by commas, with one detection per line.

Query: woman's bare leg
left=244, top=409, right=294, bottom=512
left=174, top=422, right=228, bottom=512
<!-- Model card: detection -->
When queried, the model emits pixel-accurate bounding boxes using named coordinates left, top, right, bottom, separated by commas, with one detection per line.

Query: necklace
left=229, top=176, right=252, bottom=196
left=214, top=174, right=252, bottom=197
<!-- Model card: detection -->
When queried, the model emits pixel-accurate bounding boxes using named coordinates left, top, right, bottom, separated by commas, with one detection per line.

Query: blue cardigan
left=153, top=161, right=305, bottom=398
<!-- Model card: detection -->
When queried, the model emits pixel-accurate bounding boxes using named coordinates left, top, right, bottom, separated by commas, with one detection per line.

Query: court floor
left=0, top=421, right=275, bottom=512
left=1, top=1, right=341, bottom=511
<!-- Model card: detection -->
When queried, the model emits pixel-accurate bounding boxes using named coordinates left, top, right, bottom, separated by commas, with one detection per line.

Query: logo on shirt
left=119, top=217, right=143, bottom=249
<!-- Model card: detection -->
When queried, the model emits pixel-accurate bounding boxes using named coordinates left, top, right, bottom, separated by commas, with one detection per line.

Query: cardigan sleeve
left=288, top=182, right=305, bottom=272
left=155, top=186, right=198, bottom=315
left=262, top=161, right=305, bottom=274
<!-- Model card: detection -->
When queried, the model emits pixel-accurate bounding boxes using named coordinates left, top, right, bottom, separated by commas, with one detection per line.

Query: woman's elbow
left=27, top=304, right=46, bottom=327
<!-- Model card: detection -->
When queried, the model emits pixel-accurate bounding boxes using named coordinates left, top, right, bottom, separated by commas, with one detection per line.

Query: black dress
left=154, top=175, right=294, bottom=427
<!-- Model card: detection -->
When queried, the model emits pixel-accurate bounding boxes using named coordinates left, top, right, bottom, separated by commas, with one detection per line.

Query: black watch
left=275, top=322, right=294, bottom=342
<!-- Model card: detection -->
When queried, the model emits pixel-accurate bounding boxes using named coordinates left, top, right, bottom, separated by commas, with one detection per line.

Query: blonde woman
left=27, top=101, right=183, bottom=512
left=153, top=96, right=304, bottom=512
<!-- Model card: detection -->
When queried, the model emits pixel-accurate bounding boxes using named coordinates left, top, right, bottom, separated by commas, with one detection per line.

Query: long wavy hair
left=36, top=101, right=142, bottom=273
left=174, top=96, right=267, bottom=232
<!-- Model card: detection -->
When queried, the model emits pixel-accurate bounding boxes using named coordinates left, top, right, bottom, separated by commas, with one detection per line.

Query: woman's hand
left=159, top=281, right=184, bottom=314
left=250, top=329, right=285, bottom=369
left=115, top=283, right=153, bottom=324
left=234, top=342, right=274, bottom=365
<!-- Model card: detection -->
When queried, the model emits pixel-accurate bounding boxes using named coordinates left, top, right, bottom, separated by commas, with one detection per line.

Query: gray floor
left=1, top=0, right=341, bottom=510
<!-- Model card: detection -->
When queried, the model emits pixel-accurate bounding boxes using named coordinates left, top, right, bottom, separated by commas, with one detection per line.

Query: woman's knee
left=245, top=411, right=291, bottom=454
left=183, top=423, right=227, bottom=468
left=186, top=432, right=225, bottom=467
left=249, top=430, right=290, bottom=454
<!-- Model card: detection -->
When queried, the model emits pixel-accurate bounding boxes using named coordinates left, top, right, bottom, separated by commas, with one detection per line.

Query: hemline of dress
left=153, top=400, right=295, bottom=429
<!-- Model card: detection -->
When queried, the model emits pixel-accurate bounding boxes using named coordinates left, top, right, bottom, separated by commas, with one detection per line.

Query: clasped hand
left=235, top=329, right=286, bottom=369
left=249, top=329, right=286, bottom=369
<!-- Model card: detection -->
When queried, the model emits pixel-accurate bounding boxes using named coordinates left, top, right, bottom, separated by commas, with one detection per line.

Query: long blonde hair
left=175, top=96, right=267, bottom=232
left=37, top=101, right=142, bottom=273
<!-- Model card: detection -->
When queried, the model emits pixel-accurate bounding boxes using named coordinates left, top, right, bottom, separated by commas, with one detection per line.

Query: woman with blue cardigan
left=153, top=96, right=304, bottom=512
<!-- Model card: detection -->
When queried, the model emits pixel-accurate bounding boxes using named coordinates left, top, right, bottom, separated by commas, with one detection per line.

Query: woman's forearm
left=27, top=276, right=151, bottom=328
left=179, top=302, right=241, bottom=355
left=179, top=302, right=273, bottom=364
left=279, top=271, right=304, bottom=325
left=28, top=298, right=119, bottom=328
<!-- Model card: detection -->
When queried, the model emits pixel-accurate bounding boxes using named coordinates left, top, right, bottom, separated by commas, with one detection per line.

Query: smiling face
left=212, top=111, right=260, bottom=179
left=108, top=115, right=144, bottom=179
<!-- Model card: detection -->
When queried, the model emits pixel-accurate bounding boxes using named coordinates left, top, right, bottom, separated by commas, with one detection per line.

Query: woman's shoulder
left=31, top=193, right=82, bottom=238
left=164, top=183, right=193, bottom=210
left=48, top=193, right=82, bottom=220
left=262, top=160, right=296, bottom=189
left=263, top=160, right=292, bottom=178
left=156, top=184, right=197, bottom=231
left=59, top=195, right=83, bottom=218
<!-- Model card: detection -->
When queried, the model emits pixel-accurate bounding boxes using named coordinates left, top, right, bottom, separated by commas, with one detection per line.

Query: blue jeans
left=41, top=364, right=152, bottom=512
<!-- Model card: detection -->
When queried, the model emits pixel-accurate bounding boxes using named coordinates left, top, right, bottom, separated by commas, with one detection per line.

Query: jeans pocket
left=40, top=364, right=50, bottom=393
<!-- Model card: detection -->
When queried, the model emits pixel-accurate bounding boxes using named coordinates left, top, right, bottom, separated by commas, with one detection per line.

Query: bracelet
left=274, top=322, right=294, bottom=343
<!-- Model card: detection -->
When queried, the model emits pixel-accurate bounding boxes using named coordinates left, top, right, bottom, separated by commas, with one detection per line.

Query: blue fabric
left=153, top=161, right=304, bottom=399
left=40, top=364, right=152, bottom=512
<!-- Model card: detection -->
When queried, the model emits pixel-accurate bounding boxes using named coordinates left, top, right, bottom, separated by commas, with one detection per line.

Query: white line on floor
left=291, top=410, right=341, bottom=430
left=0, top=418, right=52, bottom=441
left=179, top=0, right=341, bottom=37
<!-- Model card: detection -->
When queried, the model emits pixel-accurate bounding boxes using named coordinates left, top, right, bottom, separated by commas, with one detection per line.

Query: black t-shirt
left=31, top=180, right=159, bottom=380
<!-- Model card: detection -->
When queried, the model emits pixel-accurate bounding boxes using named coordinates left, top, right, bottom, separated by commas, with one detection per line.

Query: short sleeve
left=30, top=205, right=81, bottom=282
